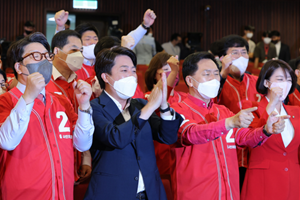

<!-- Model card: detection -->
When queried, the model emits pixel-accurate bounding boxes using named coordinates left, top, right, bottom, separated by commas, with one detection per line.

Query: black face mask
left=25, top=60, right=53, bottom=84
left=25, top=30, right=33, bottom=35
left=272, top=40, right=279, bottom=44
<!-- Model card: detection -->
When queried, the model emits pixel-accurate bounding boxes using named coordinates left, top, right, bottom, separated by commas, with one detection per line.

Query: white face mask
left=264, top=37, right=271, bottom=44
left=82, top=44, right=96, bottom=60
left=0, top=88, right=5, bottom=95
left=191, top=77, right=220, bottom=99
left=270, top=81, right=292, bottom=101
left=246, top=32, right=253, bottom=39
left=232, top=56, right=249, bottom=75
left=58, top=50, right=84, bottom=72
left=147, top=33, right=153, bottom=37
left=107, top=75, right=137, bottom=99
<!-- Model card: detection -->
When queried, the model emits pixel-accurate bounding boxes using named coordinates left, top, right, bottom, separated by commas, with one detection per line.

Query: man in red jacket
left=218, top=35, right=263, bottom=188
left=0, top=32, right=94, bottom=200
left=46, top=29, right=92, bottom=183
left=170, top=51, right=285, bottom=200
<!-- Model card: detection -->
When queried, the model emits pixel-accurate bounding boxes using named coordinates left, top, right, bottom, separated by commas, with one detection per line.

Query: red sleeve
left=171, top=103, right=231, bottom=146
left=0, top=93, right=14, bottom=125
left=235, top=108, right=270, bottom=148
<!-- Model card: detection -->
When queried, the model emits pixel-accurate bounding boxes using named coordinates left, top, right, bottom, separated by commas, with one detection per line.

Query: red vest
left=171, top=94, right=239, bottom=200
left=0, top=88, right=77, bottom=200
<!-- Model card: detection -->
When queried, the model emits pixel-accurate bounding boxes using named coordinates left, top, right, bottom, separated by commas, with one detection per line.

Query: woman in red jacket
left=144, top=52, right=186, bottom=175
left=144, top=52, right=186, bottom=105
left=236, top=60, right=300, bottom=200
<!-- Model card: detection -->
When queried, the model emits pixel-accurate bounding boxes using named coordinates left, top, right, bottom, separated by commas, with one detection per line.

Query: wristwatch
left=141, top=22, right=150, bottom=29
left=263, top=126, right=271, bottom=137
left=79, top=106, right=92, bottom=115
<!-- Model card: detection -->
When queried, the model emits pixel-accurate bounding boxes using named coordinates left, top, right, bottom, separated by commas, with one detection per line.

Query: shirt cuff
left=81, top=150, right=92, bottom=167
left=77, top=108, right=93, bottom=133
left=160, top=108, right=176, bottom=121
left=55, top=27, right=65, bottom=34
left=15, top=96, right=34, bottom=120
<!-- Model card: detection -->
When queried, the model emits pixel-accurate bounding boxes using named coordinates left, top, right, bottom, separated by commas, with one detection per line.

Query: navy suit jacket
left=84, top=92, right=183, bottom=200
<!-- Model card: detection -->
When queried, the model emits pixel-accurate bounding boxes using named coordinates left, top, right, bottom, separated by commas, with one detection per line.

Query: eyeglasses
left=231, top=51, right=248, bottom=57
left=21, top=52, right=54, bottom=62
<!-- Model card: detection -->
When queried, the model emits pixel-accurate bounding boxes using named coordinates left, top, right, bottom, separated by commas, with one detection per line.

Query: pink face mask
left=270, top=81, right=292, bottom=101
left=165, top=71, right=180, bottom=88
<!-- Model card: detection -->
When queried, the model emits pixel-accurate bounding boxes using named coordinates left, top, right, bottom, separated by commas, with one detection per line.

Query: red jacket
left=288, top=85, right=300, bottom=106
left=218, top=73, right=262, bottom=168
left=237, top=96, right=300, bottom=200
left=170, top=94, right=267, bottom=200
left=46, top=77, right=83, bottom=181
left=0, top=88, right=77, bottom=200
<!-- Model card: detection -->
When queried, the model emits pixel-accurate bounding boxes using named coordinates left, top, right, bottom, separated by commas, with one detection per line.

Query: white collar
left=52, top=65, right=77, bottom=83
left=104, top=90, right=131, bottom=112
left=17, top=81, right=45, bottom=97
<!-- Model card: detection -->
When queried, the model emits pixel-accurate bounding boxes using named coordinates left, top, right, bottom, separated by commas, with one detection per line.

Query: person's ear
left=101, top=73, right=109, bottom=84
left=264, top=79, right=270, bottom=88
left=14, top=62, right=23, bottom=75
left=185, top=76, right=194, bottom=88
left=53, top=47, right=59, bottom=55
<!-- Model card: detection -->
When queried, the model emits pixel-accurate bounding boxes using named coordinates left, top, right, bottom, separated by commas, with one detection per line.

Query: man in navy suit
left=84, top=46, right=183, bottom=200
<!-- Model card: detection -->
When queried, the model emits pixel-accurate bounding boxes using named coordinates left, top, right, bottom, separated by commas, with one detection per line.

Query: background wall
left=1, top=0, right=300, bottom=58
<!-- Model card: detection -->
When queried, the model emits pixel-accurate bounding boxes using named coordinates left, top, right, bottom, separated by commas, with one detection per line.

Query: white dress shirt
left=104, top=90, right=175, bottom=193
left=265, top=97, right=294, bottom=147
left=275, top=41, right=281, bottom=58
left=274, top=103, right=294, bottom=147
left=0, top=82, right=94, bottom=152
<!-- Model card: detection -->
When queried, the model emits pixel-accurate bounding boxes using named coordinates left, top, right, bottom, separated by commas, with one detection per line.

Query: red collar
left=186, top=93, right=214, bottom=109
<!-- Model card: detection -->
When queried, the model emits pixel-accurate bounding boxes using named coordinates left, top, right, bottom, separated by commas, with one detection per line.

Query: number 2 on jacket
left=56, top=112, right=71, bottom=132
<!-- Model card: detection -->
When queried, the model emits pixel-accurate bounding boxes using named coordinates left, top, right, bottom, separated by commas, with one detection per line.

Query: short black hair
left=94, top=36, right=120, bottom=57
left=220, top=35, right=249, bottom=56
left=270, top=30, right=280, bottom=37
left=8, top=32, right=50, bottom=78
left=262, top=31, right=271, bottom=37
left=209, top=40, right=223, bottom=57
left=256, top=60, right=297, bottom=95
left=24, top=21, right=35, bottom=28
left=182, top=51, right=219, bottom=87
left=0, top=68, right=7, bottom=82
left=75, top=23, right=99, bottom=37
left=244, top=25, right=255, bottom=32
left=66, top=19, right=70, bottom=26
left=95, top=46, right=137, bottom=89
left=51, top=30, right=81, bottom=52
left=171, top=33, right=181, bottom=41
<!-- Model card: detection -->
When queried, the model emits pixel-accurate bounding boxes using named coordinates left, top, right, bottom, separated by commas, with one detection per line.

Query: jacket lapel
left=99, top=91, right=125, bottom=124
